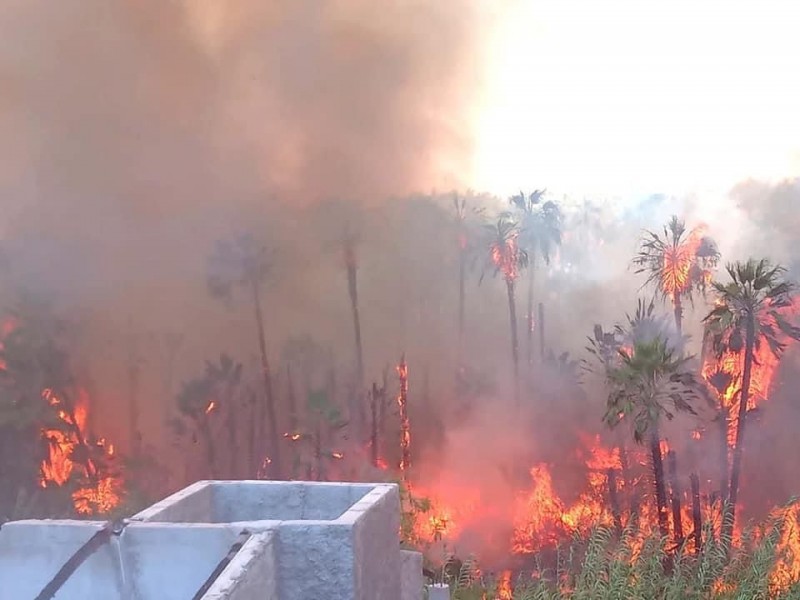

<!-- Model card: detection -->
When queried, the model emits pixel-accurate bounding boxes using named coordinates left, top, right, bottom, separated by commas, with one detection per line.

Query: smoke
left=0, top=0, right=490, bottom=441
left=1, top=0, right=800, bottom=565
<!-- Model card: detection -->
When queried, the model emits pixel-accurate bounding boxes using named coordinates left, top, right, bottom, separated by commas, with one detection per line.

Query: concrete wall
left=0, top=520, right=247, bottom=600
left=400, top=550, right=423, bottom=600
left=137, top=480, right=403, bottom=600
left=134, top=480, right=375, bottom=523
left=201, top=531, right=278, bottom=600
left=0, top=481, right=415, bottom=600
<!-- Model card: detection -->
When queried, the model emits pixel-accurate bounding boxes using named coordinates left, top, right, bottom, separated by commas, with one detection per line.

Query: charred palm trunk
left=251, top=279, right=281, bottom=478
left=247, top=390, right=257, bottom=477
left=724, top=316, right=756, bottom=544
left=718, top=403, right=729, bottom=511
left=458, top=244, right=466, bottom=361
left=538, top=302, right=546, bottom=360
left=666, top=450, right=684, bottom=546
left=226, top=398, right=237, bottom=478
left=397, top=357, right=411, bottom=478
left=672, top=292, right=683, bottom=338
left=526, top=255, right=536, bottom=366
left=607, top=469, right=623, bottom=535
left=345, top=243, right=365, bottom=387
left=286, top=366, right=299, bottom=478
left=650, top=432, right=670, bottom=540
left=370, top=383, right=379, bottom=468
left=199, top=417, right=217, bottom=479
left=690, top=473, right=702, bottom=554
left=506, top=279, right=520, bottom=405
left=619, top=442, right=639, bottom=525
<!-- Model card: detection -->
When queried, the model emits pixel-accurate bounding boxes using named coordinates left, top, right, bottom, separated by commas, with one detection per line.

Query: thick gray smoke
left=0, top=0, right=488, bottom=445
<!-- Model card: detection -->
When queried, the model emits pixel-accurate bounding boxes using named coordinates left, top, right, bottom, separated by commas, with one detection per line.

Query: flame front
left=39, top=388, right=123, bottom=516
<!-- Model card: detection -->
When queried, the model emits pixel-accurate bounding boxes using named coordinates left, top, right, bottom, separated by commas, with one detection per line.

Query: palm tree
left=633, top=216, right=720, bottom=336
left=484, top=216, right=528, bottom=404
left=508, top=190, right=562, bottom=364
left=603, top=336, right=710, bottom=539
left=703, top=259, right=800, bottom=541
left=207, top=234, right=281, bottom=477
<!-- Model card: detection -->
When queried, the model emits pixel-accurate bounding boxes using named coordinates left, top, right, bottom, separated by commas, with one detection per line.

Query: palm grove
left=0, top=192, right=798, bottom=564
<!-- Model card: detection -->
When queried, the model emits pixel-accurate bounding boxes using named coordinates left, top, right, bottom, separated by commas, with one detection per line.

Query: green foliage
left=507, top=190, right=563, bottom=265
left=704, top=258, right=800, bottom=359
left=448, top=503, right=800, bottom=598
left=602, top=337, right=710, bottom=443
left=399, top=480, right=433, bottom=550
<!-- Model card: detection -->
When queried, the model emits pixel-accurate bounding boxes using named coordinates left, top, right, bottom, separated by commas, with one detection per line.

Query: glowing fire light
left=496, top=570, right=512, bottom=600
left=331, top=452, right=344, bottom=459
left=205, top=400, right=217, bottom=414
left=38, top=388, right=123, bottom=515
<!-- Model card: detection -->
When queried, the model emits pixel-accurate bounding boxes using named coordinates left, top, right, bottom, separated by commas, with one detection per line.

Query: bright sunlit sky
left=472, top=0, right=800, bottom=199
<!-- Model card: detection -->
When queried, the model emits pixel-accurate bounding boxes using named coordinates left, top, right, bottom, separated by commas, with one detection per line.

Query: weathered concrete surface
left=136, top=480, right=402, bottom=599
left=400, top=550, right=423, bottom=600
left=1, top=481, right=404, bottom=599
left=200, top=530, right=278, bottom=600
left=427, top=583, right=451, bottom=600
left=134, top=480, right=376, bottom=524
left=0, top=520, right=247, bottom=600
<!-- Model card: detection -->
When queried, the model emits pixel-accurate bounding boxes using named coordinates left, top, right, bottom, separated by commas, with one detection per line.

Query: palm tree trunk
left=724, top=316, right=756, bottom=543
left=672, top=292, right=683, bottom=337
left=526, top=255, right=536, bottom=366
left=347, top=261, right=364, bottom=385
left=618, top=442, right=639, bottom=525
left=227, top=402, right=237, bottom=479
left=200, top=418, right=217, bottom=479
left=458, top=245, right=466, bottom=360
left=251, top=279, right=281, bottom=478
left=667, top=450, right=684, bottom=545
left=718, top=404, right=729, bottom=509
left=370, top=383, right=379, bottom=468
left=650, top=432, right=670, bottom=540
left=506, top=279, right=520, bottom=405
left=538, top=302, right=546, bottom=359
left=690, top=473, right=702, bottom=554
left=607, top=468, right=623, bottom=535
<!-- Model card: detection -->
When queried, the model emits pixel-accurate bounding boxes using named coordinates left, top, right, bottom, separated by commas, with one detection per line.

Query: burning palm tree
left=508, top=190, right=562, bottom=364
left=484, top=216, right=529, bottom=404
left=207, top=234, right=281, bottom=477
left=603, top=336, right=710, bottom=540
left=633, top=216, right=720, bottom=336
left=703, top=259, right=800, bottom=542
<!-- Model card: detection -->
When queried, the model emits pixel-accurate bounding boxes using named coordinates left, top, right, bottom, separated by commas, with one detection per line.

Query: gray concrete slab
left=400, top=550, right=423, bottom=600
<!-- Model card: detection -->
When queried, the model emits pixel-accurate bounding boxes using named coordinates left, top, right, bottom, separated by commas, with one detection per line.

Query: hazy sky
left=473, top=0, right=800, bottom=198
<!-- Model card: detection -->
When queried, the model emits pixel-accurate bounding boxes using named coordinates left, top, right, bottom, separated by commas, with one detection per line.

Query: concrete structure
left=0, top=480, right=424, bottom=600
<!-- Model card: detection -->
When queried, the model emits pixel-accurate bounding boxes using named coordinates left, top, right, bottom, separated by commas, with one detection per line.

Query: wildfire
left=660, top=224, right=715, bottom=297
left=205, top=400, right=217, bottom=414
left=496, top=570, right=512, bottom=600
left=39, top=388, right=123, bottom=516
left=491, top=235, right=521, bottom=282
left=769, top=502, right=800, bottom=594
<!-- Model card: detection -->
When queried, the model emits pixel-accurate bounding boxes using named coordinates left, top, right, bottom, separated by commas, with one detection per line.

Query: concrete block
left=2, top=480, right=404, bottom=600
left=0, top=520, right=247, bottom=600
left=200, top=530, right=278, bottom=600
left=400, top=550, right=423, bottom=600
left=427, top=583, right=450, bottom=600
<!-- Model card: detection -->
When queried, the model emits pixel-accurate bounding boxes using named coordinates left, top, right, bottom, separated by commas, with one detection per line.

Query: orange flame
left=205, top=400, right=217, bottom=415
left=496, top=570, right=512, bottom=600
left=38, top=388, right=122, bottom=515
